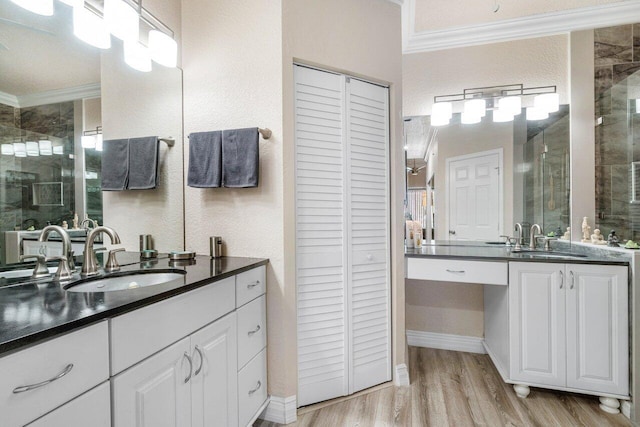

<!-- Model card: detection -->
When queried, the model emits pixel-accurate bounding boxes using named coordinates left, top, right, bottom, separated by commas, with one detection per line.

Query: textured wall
left=413, top=0, right=627, bottom=33
left=282, top=0, right=405, bottom=393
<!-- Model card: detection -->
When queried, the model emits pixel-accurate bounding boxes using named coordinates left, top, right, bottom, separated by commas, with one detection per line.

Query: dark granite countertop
left=405, top=240, right=631, bottom=265
left=0, top=254, right=268, bottom=356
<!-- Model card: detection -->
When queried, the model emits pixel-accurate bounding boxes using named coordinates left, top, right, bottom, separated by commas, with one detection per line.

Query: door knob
left=449, top=230, right=456, bottom=235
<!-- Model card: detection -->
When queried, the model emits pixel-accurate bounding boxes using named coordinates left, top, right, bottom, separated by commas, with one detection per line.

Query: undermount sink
left=0, top=266, right=57, bottom=279
left=511, top=250, right=587, bottom=259
left=65, top=271, right=186, bottom=293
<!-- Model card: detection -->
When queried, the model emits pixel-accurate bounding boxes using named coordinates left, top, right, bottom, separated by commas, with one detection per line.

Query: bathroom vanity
left=0, top=255, right=268, bottom=427
left=406, top=242, right=631, bottom=414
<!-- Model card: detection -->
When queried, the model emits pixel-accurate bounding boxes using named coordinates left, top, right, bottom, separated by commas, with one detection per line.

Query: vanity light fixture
left=104, top=0, right=139, bottom=42
left=82, top=126, right=103, bottom=149
left=73, top=6, right=111, bottom=49
left=53, top=145, right=64, bottom=155
left=636, top=99, right=640, bottom=113
left=58, top=0, right=83, bottom=7
left=149, top=30, right=177, bottom=67
left=1, top=144, right=15, bottom=155
left=10, top=0, right=53, bottom=16
left=13, top=142, right=27, bottom=158
left=124, top=41, right=152, bottom=72
left=26, top=141, right=40, bottom=157
left=432, top=83, right=558, bottom=125
left=95, top=135, right=103, bottom=151
left=39, top=140, right=53, bottom=155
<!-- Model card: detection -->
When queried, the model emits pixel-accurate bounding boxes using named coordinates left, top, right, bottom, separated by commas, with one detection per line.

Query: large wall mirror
left=0, top=1, right=183, bottom=264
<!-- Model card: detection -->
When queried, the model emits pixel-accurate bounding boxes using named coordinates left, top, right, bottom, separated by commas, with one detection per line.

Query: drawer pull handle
left=247, top=280, right=260, bottom=289
left=248, top=380, right=262, bottom=395
left=194, top=345, right=204, bottom=377
left=13, top=363, right=74, bottom=394
left=183, top=352, right=193, bottom=384
left=559, top=270, right=564, bottom=289
left=248, top=325, right=261, bottom=336
left=446, top=269, right=465, bottom=274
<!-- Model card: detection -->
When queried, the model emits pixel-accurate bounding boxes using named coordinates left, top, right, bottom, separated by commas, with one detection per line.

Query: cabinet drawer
left=238, top=349, right=268, bottom=427
left=0, top=321, right=109, bottom=427
left=236, top=266, right=266, bottom=307
left=27, top=382, right=111, bottom=427
left=110, top=277, right=235, bottom=375
left=406, top=257, right=508, bottom=285
left=237, top=295, right=267, bottom=369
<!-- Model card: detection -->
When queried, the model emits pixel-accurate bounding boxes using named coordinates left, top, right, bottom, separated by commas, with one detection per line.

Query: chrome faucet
left=81, top=226, right=121, bottom=277
left=81, top=218, right=98, bottom=230
left=514, top=223, right=524, bottom=250
left=529, top=224, right=542, bottom=250
left=39, top=225, right=74, bottom=278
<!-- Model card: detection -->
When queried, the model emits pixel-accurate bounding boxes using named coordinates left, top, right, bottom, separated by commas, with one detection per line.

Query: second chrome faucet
left=81, top=226, right=122, bottom=277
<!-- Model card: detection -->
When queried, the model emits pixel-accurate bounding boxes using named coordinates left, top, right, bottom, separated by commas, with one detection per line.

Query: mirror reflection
left=404, top=106, right=570, bottom=243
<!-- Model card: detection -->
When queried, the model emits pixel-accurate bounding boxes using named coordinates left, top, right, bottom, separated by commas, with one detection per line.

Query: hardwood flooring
left=254, top=346, right=632, bottom=427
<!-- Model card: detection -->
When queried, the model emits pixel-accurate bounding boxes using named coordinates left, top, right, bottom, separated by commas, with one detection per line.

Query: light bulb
left=1, top=144, right=14, bottom=155
left=534, top=93, right=559, bottom=113
left=464, top=99, right=486, bottom=118
left=82, top=135, right=96, bottom=148
left=104, top=0, right=139, bottom=42
left=498, top=96, right=522, bottom=116
left=95, top=135, right=103, bottom=151
left=430, top=114, right=450, bottom=126
left=493, top=109, right=514, bottom=123
left=124, top=41, right=152, bottom=72
left=53, top=145, right=64, bottom=155
left=39, top=140, right=52, bottom=155
left=432, top=102, right=452, bottom=120
left=149, top=30, right=178, bottom=68
left=13, top=143, right=27, bottom=157
left=461, top=111, right=481, bottom=124
left=73, top=6, right=111, bottom=49
left=10, top=0, right=53, bottom=16
left=26, top=141, right=39, bottom=156
left=526, top=107, right=549, bottom=121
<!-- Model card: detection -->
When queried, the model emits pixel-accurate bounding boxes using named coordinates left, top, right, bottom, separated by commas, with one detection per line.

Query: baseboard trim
left=260, top=395, right=297, bottom=425
left=395, top=363, right=410, bottom=386
left=406, top=330, right=486, bottom=354
left=621, top=400, right=631, bottom=419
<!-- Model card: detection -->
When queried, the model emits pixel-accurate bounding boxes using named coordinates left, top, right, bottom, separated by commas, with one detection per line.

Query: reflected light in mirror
left=10, top=0, right=53, bottom=16
left=526, top=106, right=549, bottom=120
left=73, top=7, right=111, bottom=49
left=492, top=109, right=514, bottom=123
left=58, top=0, right=82, bottom=6
left=461, top=111, right=481, bottom=124
left=95, top=135, right=103, bottom=151
left=39, top=140, right=52, bottom=155
left=124, top=41, right=152, bottom=72
left=26, top=141, right=39, bottom=156
left=636, top=99, right=640, bottom=113
left=104, top=0, right=139, bottom=42
left=81, top=134, right=96, bottom=148
left=464, top=99, right=486, bottom=117
left=53, top=146, right=64, bottom=155
left=534, top=93, right=559, bottom=113
left=13, top=142, right=27, bottom=157
left=149, top=30, right=178, bottom=68
left=1, top=144, right=14, bottom=155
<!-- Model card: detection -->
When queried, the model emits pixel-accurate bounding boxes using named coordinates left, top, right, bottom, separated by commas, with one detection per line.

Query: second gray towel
left=101, top=139, right=129, bottom=191
left=128, top=136, right=159, bottom=190
left=188, top=131, right=222, bottom=188
left=222, top=127, right=259, bottom=188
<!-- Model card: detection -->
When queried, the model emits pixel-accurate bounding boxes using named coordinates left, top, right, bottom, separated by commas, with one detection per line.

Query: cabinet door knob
left=248, top=325, right=261, bottom=336
left=248, top=380, right=262, bottom=395
left=183, top=352, right=193, bottom=383
left=193, top=345, right=204, bottom=377
left=13, top=363, right=74, bottom=394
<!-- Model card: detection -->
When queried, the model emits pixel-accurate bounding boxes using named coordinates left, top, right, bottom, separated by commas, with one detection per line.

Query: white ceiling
left=0, top=1, right=100, bottom=98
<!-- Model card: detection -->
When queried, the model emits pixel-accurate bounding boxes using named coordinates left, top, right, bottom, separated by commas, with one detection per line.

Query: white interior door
left=294, top=65, right=348, bottom=407
left=346, top=78, right=391, bottom=393
left=447, top=150, right=501, bottom=240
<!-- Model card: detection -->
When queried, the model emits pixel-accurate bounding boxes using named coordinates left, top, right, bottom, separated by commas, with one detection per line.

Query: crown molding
left=403, top=0, right=640, bottom=54
left=0, top=91, right=19, bottom=108
left=13, top=83, right=101, bottom=108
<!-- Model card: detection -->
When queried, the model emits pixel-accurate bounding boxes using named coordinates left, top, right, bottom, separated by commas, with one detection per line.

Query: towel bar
left=258, top=128, right=272, bottom=140
left=159, top=137, right=175, bottom=147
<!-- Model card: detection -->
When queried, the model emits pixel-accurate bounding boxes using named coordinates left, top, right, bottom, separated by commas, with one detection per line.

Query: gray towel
left=101, top=139, right=129, bottom=191
left=187, top=131, right=222, bottom=188
left=128, top=136, right=159, bottom=190
left=222, top=127, right=259, bottom=188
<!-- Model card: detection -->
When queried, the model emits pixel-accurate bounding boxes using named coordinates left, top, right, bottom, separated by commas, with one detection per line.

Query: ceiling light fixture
left=10, top=0, right=53, bottom=16
left=432, top=83, right=558, bottom=125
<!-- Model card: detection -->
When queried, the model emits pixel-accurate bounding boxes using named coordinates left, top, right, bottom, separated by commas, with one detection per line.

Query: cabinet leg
left=513, top=384, right=530, bottom=398
left=599, top=397, right=620, bottom=414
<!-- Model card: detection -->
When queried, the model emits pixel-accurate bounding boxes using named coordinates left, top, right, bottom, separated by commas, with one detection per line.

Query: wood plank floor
left=254, top=347, right=632, bottom=427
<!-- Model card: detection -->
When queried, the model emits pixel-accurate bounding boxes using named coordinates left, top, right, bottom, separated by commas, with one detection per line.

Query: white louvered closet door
left=346, top=78, right=391, bottom=393
left=295, top=65, right=390, bottom=407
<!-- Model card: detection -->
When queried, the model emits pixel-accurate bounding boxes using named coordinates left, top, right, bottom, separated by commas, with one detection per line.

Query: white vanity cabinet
left=0, top=321, right=109, bottom=427
left=486, top=261, right=629, bottom=410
